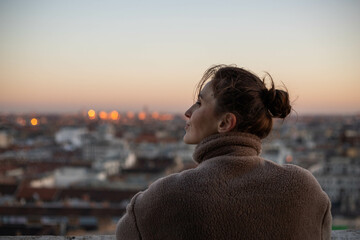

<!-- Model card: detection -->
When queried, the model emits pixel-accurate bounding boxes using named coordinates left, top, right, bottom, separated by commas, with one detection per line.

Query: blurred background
left=0, top=0, right=359, bottom=235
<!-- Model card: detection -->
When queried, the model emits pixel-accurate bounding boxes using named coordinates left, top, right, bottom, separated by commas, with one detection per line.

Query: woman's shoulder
left=263, top=159, right=319, bottom=181
left=136, top=167, right=201, bottom=202
left=282, top=163, right=320, bottom=184
left=268, top=161, right=329, bottom=199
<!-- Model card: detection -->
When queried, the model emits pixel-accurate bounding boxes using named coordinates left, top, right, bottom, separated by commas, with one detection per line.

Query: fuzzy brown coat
left=116, top=132, right=332, bottom=240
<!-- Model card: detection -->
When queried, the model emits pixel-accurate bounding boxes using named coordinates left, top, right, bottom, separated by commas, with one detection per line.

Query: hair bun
left=262, top=87, right=291, bottom=118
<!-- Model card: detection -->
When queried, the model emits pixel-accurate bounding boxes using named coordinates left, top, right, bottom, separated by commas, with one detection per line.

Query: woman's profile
left=116, top=65, right=332, bottom=240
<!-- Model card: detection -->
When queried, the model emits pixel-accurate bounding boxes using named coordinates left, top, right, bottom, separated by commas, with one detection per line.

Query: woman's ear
left=218, top=113, right=237, bottom=133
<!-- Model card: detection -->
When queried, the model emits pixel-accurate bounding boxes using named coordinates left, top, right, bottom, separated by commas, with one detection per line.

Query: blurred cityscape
left=0, top=110, right=359, bottom=235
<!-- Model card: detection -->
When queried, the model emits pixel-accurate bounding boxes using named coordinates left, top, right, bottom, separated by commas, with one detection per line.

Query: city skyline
left=1, top=0, right=359, bottom=115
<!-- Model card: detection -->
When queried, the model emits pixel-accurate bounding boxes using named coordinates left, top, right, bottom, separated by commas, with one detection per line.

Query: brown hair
left=196, top=65, right=291, bottom=139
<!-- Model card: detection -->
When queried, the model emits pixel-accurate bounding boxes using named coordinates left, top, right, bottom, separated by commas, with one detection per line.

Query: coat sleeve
left=116, top=192, right=142, bottom=240
left=321, top=198, right=332, bottom=240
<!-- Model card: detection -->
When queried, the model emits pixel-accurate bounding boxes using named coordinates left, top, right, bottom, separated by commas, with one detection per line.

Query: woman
left=116, top=65, right=332, bottom=240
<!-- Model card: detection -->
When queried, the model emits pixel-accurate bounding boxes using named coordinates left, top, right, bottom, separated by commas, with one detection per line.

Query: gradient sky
left=0, top=0, right=359, bottom=115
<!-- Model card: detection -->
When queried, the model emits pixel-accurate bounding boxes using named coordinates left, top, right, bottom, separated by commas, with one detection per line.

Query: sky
left=0, top=0, right=359, bottom=115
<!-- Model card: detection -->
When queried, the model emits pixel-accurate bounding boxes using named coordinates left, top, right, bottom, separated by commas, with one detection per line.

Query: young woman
left=116, top=65, right=332, bottom=240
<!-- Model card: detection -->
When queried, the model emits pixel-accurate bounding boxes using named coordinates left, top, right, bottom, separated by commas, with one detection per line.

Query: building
left=311, top=155, right=360, bottom=216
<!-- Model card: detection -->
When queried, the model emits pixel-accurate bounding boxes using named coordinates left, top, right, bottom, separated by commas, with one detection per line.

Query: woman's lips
left=185, top=123, right=190, bottom=130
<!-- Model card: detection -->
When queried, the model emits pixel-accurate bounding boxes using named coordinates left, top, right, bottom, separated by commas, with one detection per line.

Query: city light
left=285, top=155, right=293, bottom=163
left=151, top=112, right=159, bottom=119
left=99, top=111, right=108, bottom=120
left=159, top=114, right=174, bottom=121
left=30, top=118, right=38, bottom=126
left=126, top=111, right=134, bottom=119
left=138, top=111, right=146, bottom=120
left=110, top=110, right=119, bottom=120
left=88, top=109, right=96, bottom=120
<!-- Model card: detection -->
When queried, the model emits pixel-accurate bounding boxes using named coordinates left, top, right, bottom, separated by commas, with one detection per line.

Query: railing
left=1, top=231, right=360, bottom=240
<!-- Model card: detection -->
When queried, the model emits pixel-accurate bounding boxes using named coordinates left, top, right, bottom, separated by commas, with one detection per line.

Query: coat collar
left=193, top=132, right=262, bottom=164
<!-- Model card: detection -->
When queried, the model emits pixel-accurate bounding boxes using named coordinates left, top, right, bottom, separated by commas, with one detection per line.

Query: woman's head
left=184, top=64, right=291, bottom=143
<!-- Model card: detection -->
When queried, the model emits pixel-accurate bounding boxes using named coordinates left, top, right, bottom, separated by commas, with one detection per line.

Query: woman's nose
left=185, top=106, right=192, bottom=118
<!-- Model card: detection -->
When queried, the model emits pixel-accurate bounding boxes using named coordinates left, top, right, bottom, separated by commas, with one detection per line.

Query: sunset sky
left=0, top=0, right=359, bottom=115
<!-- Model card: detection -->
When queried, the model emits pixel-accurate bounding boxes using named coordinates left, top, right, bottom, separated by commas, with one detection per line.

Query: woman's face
left=183, top=82, right=221, bottom=144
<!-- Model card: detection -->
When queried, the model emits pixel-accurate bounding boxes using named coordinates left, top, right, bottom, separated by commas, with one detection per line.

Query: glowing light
left=285, top=155, right=293, bottom=163
left=152, top=112, right=159, bottom=119
left=138, top=111, right=146, bottom=120
left=127, top=111, right=134, bottom=119
left=159, top=114, right=174, bottom=121
left=99, top=111, right=108, bottom=120
left=88, top=109, right=96, bottom=120
left=31, top=118, right=38, bottom=126
left=110, top=110, right=119, bottom=120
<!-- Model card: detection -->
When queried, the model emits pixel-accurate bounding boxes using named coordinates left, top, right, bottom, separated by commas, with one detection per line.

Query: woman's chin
left=183, top=134, right=194, bottom=144
left=183, top=135, right=190, bottom=144
left=183, top=134, right=200, bottom=145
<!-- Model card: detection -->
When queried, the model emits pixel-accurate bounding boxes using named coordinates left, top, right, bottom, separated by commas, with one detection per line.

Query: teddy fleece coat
left=116, top=132, right=332, bottom=240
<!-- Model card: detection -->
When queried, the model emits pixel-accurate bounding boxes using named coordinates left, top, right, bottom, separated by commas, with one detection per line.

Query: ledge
left=0, top=237, right=115, bottom=240
left=0, top=230, right=359, bottom=239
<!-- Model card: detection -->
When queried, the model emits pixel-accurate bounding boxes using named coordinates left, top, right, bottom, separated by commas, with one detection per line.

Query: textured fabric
left=116, top=132, right=332, bottom=240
